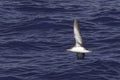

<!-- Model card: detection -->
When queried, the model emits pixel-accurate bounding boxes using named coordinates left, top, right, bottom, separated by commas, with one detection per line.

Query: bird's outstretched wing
left=73, top=19, right=83, bottom=47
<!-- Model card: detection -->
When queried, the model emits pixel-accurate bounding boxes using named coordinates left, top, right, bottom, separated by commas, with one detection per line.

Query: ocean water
left=0, top=0, right=120, bottom=80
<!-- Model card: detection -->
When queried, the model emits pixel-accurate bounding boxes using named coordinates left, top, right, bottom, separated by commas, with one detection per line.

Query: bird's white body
left=67, top=19, right=91, bottom=58
left=67, top=47, right=91, bottom=53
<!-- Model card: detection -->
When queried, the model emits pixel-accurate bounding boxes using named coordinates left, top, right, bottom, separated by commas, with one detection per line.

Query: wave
left=0, top=76, right=23, bottom=80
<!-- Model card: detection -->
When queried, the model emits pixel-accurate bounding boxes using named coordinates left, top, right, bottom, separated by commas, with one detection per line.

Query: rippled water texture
left=0, top=0, right=120, bottom=80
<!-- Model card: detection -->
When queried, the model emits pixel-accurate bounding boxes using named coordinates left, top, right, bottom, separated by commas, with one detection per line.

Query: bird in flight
left=67, top=19, right=91, bottom=59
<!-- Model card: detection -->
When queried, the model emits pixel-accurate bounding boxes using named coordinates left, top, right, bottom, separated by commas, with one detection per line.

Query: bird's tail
left=76, top=53, right=85, bottom=59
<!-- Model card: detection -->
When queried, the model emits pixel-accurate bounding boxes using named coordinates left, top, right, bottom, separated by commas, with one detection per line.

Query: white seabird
left=67, top=19, right=91, bottom=59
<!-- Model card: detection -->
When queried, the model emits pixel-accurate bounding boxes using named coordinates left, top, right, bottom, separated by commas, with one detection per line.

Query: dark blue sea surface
left=0, top=0, right=120, bottom=80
